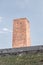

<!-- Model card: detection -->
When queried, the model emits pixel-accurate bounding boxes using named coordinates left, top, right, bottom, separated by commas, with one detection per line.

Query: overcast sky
left=0, top=0, right=43, bottom=49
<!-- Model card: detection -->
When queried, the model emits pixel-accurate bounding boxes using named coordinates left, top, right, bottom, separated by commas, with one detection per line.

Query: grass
left=0, top=53, right=43, bottom=65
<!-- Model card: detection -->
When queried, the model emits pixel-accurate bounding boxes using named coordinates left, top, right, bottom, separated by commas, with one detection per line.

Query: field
left=0, top=52, right=43, bottom=65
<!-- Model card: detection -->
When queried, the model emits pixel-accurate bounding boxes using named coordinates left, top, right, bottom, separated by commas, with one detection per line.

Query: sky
left=0, top=0, right=43, bottom=49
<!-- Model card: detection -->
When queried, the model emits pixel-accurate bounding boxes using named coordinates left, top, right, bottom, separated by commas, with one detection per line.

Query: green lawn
left=0, top=53, right=43, bottom=65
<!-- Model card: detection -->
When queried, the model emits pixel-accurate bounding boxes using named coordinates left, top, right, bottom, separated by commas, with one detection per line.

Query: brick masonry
left=12, top=18, right=31, bottom=48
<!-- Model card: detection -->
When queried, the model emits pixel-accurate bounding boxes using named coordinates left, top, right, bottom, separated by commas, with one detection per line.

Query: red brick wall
left=12, top=18, right=31, bottom=48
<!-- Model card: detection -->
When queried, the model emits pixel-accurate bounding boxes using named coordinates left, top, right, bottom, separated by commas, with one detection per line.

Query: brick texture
left=12, top=18, right=31, bottom=48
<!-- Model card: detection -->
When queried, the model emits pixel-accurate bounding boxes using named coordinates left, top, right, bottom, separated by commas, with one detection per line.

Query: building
left=12, top=18, right=31, bottom=48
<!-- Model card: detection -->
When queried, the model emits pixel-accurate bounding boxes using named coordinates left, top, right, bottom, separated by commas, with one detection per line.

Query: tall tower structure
left=12, top=18, right=31, bottom=48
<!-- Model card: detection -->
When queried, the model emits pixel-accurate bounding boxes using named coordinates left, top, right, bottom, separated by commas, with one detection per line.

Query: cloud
left=0, top=28, right=12, bottom=34
left=3, top=28, right=9, bottom=31
left=3, top=28, right=12, bottom=32
left=0, top=17, right=3, bottom=22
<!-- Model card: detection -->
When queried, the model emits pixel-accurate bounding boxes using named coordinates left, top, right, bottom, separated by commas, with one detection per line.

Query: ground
left=0, top=52, right=43, bottom=65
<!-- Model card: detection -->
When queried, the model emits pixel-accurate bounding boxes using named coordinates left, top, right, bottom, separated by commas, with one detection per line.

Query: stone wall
left=0, top=45, right=43, bottom=56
